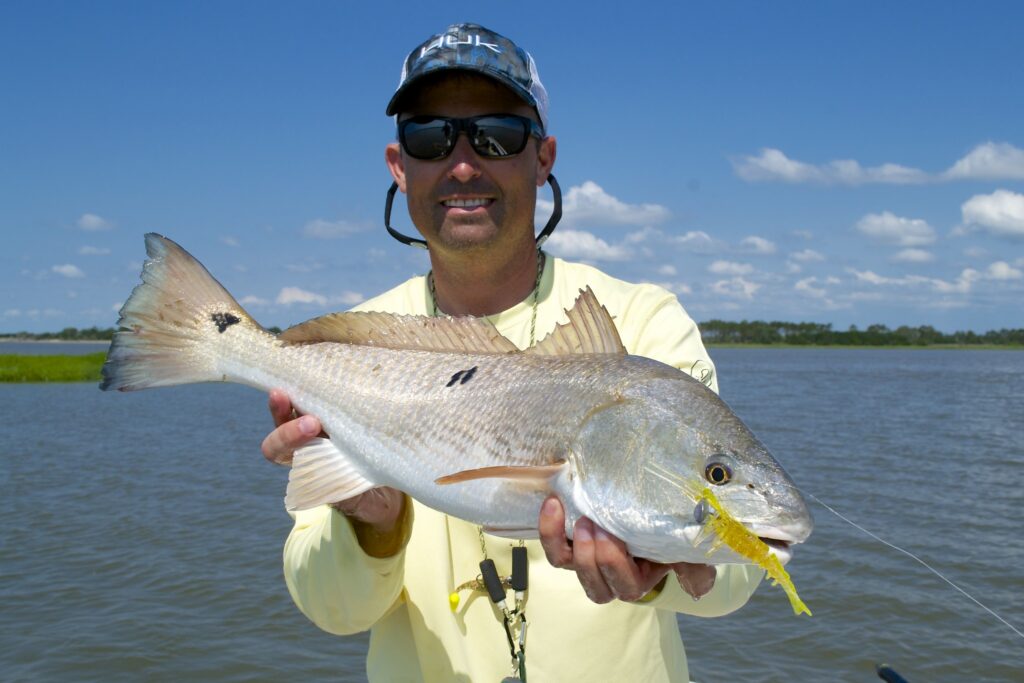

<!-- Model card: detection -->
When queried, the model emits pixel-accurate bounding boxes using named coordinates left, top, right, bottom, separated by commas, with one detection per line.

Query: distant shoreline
left=705, top=343, right=1024, bottom=350
left=0, top=339, right=110, bottom=344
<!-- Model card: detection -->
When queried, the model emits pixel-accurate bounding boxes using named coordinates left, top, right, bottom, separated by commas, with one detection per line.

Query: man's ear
left=536, top=136, right=557, bottom=186
left=385, top=142, right=407, bottom=193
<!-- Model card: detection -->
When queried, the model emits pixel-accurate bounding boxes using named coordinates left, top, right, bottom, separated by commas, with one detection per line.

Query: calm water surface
left=2, top=349, right=1021, bottom=682
left=0, top=341, right=110, bottom=356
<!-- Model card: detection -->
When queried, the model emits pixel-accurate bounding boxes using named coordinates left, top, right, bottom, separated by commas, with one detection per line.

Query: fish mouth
left=758, top=536, right=793, bottom=565
left=749, top=523, right=806, bottom=565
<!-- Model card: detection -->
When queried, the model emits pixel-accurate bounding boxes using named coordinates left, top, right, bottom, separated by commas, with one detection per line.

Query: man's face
left=385, top=74, right=556, bottom=256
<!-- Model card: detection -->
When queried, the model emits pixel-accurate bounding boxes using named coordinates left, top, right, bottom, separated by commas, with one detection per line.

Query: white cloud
left=856, top=211, right=936, bottom=246
left=986, top=261, right=1022, bottom=280
left=711, top=277, right=760, bottom=300
left=303, top=218, right=365, bottom=239
left=794, top=277, right=827, bottom=298
left=276, top=286, right=327, bottom=306
left=733, top=148, right=824, bottom=183
left=52, top=264, right=85, bottom=278
left=740, top=235, right=776, bottom=254
left=536, top=181, right=669, bottom=228
left=334, top=291, right=365, bottom=306
left=656, top=264, right=677, bottom=276
left=959, top=189, right=1024, bottom=238
left=77, top=213, right=113, bottom=231
left=846, top=266, right=1013, bottom=295
left=708, top=260, right=753, bottom=276
left=545, top=229, right=631, bottom=261
left=221, top=236, right=240, bottom=247
left=736, top=142, right=1024, bottom=186
left=733, top=148, right=928, bottom=185
left=623, top=226, right=659, bottom=244
left=944, top=142, right=1024, bottom=180
left=790, top=248, right=825, bottom=262
left=3, top=308, right=21, bottom=317
left=672, top=230, right=717, bottom=252
left=792, top=229, right=814, bottom=240
left=239, top=295, right=271, bottom=307
left=850, top=269, right=900, bottom=286
left=78, top=246, right=110, bottom=255
left=964, top=247, right=988, bottom=259
left=892, top=248, right=934, bottom=263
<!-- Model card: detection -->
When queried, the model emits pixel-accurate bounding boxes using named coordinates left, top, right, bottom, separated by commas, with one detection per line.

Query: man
left=262, top=23, right=763, bottom=682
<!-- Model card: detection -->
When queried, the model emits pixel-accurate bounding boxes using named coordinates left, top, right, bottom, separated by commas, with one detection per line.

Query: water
left=1, top=349, right=1021, bottom=682
left=0, top=341, right=110, bottom=356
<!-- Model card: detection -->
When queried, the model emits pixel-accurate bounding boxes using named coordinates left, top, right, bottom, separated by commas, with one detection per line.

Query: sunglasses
left=398, top=114, right=544, bottom=161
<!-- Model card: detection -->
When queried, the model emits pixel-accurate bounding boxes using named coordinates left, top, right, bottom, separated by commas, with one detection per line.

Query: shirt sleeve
left=643, top=564, right=764, bottom=616
left=625, top=290, right=719, bottom=395
left=282, top=502, right=413, bottom=635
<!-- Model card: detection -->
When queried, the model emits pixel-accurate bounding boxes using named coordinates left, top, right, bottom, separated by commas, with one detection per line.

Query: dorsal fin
left=279, top=310, right=519, bottom=354
left=527, top=287, right=626, bottom=356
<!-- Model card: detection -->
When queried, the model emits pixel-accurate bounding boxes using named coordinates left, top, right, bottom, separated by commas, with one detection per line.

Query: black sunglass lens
left=402, top=119, right=454, bottom=159
left=471, top=117, right=528, bottom=157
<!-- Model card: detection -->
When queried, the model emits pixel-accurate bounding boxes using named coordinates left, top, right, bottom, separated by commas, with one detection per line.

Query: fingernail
left=593, top=526, right=610, bottom=542
left=298, top=415, right=318, bottom=436
left=542, top=498, right=558, bottom=516
left=575, top=521, right=591, bottom=542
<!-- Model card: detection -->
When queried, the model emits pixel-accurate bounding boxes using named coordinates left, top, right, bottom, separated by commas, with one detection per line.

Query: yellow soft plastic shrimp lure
left=699, top=487, right=811, bottom=616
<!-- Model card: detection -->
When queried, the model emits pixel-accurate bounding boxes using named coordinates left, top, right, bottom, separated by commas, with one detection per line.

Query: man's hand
left=263, top=389, right=406, bottom=550
left=262, top=388, right=324, bottom=465
left=538, top=495, right=716, bottom=604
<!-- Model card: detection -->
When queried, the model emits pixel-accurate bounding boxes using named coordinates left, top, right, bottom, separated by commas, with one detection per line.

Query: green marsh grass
left=0, top=352, right=106, bottom=383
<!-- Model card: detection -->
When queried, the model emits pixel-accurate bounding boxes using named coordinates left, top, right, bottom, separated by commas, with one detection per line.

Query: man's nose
left=446, top=134, right=482, bottom=183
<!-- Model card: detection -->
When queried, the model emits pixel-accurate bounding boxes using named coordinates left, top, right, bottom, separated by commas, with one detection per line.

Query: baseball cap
left=386, top=23, right=549, bottom=132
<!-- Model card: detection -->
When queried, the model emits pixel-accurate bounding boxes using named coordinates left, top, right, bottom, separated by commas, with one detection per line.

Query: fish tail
left=100, top=233, right=264, bottom=392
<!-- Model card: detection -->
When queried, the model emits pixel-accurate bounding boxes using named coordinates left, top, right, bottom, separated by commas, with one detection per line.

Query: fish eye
left=705, top=462, right=732, bottom=486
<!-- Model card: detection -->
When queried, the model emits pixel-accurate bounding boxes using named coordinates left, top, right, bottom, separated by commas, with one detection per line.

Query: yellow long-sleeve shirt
left=284, top=255, right=763, bottom=682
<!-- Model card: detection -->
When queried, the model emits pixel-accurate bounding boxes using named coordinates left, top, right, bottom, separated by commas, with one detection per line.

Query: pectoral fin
left=285, top=437, right=377, bottom=511
left=435, top=462, right=566, bottom=485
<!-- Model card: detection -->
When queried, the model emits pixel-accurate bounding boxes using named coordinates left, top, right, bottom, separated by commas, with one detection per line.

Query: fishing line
left=805, top=492, right=1024, bottom=641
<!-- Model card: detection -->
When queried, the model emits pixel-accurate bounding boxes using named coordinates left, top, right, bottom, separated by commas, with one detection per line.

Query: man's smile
left=441, top=197, right=494, bottom=210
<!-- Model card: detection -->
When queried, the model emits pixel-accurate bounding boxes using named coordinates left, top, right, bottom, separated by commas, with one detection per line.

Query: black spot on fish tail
left=211, top=312, right=241, bottom=333
left=445, top=365, right=479, bottom=388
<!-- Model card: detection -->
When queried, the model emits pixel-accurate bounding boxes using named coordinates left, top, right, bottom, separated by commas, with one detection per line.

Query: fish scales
left=243, top=337, right=678, bottom=528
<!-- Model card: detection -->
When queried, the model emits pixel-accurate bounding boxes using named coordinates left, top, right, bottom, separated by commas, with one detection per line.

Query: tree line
left=3, top=322, right=1023, bottom=346
left=699, top=320, right=1024, bottom=346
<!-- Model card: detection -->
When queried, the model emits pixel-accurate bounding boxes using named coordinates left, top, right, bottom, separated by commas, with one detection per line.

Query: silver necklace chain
left=428, top=250, right=545, bottom=348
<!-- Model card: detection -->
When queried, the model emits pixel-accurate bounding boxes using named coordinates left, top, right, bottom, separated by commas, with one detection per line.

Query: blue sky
left=3, top=2, right=1022, bottom=334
